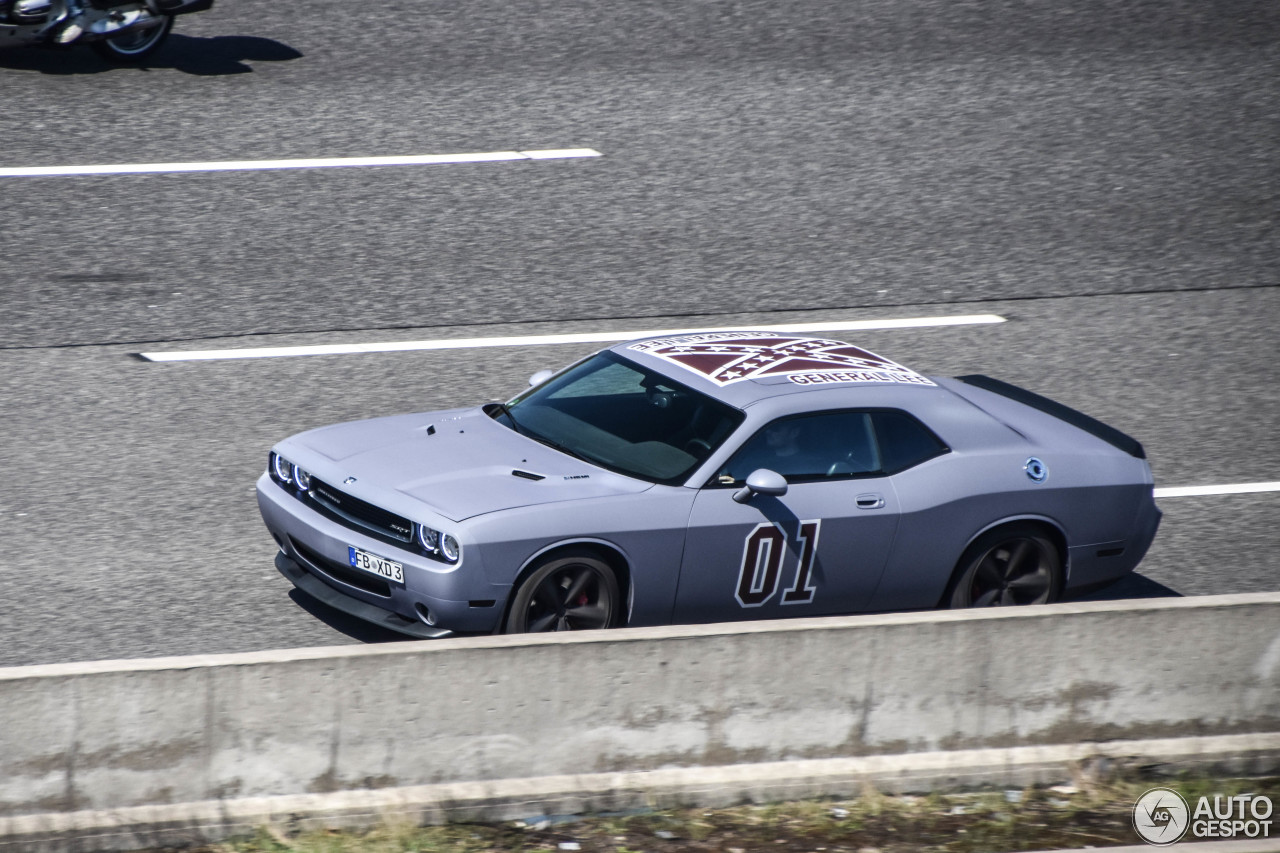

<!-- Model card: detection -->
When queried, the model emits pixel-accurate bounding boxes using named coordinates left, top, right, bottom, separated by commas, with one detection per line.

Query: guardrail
left=2, top=593, right=1278, bottom=851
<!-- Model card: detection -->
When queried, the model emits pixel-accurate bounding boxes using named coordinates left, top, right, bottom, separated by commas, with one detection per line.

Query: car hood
left=281, top=406, right=653, bottom=522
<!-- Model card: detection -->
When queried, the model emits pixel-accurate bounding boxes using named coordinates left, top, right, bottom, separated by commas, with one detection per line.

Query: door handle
left=856, top=494, right=885, bottom=509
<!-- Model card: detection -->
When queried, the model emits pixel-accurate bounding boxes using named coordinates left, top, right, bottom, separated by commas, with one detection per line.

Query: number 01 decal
left=735, top=520, right=821, bottom=608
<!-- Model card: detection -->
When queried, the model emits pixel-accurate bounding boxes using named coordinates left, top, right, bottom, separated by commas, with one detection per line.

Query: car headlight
left=417, top=523, right=440, bottom=553
left=293, top=465, right=312, bottom=490
left=441, top=533, right=461, bottom=564
left=417, top=524, right=460, bottom=563
left=270, top=452, right=294, bottom=485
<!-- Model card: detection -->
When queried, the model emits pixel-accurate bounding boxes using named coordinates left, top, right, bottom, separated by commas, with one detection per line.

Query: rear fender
left=937, top=514, right=1069, bottom=607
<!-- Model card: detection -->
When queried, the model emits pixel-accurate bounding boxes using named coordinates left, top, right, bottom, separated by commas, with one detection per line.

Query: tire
left=947, top=524, right=1063, bottom=608
left=91, top=13, right=172, bottom=62
left=504, top=550, right=621, bottom=633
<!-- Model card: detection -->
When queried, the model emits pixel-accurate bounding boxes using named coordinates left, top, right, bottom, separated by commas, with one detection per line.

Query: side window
left=717, top=411, right=881, bottom=485
left=870, top=410, right=948, bottom=473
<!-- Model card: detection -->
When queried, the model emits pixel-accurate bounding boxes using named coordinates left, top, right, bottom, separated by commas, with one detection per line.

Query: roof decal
left=628, top=332, right=935, bottom=387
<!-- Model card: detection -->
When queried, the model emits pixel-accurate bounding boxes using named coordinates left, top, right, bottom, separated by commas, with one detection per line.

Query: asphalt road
left=0, top=0, right=1276, bottom=668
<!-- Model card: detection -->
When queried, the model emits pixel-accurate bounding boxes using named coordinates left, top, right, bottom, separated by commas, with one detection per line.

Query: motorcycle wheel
left=90, top=13, right=173, bottom=62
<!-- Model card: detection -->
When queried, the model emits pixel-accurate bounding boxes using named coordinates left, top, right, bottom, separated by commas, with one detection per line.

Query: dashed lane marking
left=135, top=315, right=1008, bottom=362
left=0, top=149, right=601, bottom=178
left=1154, top=481, right=1280, bottom=498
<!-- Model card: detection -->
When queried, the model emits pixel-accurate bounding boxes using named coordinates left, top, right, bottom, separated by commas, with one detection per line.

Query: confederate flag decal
left=628, top=332, right=935, bottom=387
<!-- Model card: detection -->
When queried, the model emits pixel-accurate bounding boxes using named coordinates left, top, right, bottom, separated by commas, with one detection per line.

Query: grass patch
left=184, top=775, right=1279, bottom=853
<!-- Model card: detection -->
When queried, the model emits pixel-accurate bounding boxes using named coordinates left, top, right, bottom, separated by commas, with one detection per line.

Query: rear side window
left=871, top=410, right=948, bottom=473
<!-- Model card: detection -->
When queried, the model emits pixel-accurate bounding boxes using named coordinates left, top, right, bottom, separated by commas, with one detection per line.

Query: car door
left=673, top=410, right=901, bottom=623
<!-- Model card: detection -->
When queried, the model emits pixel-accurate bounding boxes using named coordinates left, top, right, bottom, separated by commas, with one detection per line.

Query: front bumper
left=275, top=552, right=455, bottom=639
left=256, top=473, right=506, bottom=635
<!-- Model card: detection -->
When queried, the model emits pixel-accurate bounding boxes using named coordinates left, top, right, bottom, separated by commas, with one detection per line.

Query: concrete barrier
left=2, top=593, right=1278, bottom=850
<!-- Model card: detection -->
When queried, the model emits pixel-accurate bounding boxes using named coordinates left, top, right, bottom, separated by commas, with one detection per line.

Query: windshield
left=491, top=351, right=745, bottom=485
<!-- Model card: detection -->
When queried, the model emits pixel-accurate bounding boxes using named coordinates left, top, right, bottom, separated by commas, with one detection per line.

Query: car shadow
left=285, top=571, right=1180, bottom=644
left=0, top=34, right=302, bottom=75
left=1064, top=572, right=1182, bottom=602
left=286, top=588, right=418, bottom=645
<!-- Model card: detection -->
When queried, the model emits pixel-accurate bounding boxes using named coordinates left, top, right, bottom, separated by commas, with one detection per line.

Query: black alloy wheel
left=505, top=551, right=620, bottom=633
left=948, top=525, right=1062, bottom=608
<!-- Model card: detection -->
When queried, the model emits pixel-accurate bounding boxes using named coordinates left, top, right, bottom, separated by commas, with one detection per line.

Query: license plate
left=348, top=546, right=404, bottom=584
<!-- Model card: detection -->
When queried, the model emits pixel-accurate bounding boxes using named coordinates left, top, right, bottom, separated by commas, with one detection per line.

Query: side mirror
left=732, top=468, right=788, bottom=503
left=528, top=369, right=555, bottom=387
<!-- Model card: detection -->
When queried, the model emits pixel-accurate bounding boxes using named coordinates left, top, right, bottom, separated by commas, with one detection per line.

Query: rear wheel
left=91, top=13, right=172, bottom=62
left=947, top=524, right=1062, bottom=608
left=505, top=550, right=620, bottom=633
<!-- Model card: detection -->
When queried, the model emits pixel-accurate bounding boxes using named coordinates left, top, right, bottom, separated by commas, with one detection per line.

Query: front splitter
left=275, top=552, right=455, bottom=640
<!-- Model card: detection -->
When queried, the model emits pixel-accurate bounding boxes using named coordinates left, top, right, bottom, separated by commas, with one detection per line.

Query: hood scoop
left=511, top=469, right=545, bottom=481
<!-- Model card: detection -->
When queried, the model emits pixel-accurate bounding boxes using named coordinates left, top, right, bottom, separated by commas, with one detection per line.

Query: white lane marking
left=1155, top=481, right=1280, bottom=498
left=0, top=149, right=601, bottom=178
left=136, top=314, right=1008, bottom=362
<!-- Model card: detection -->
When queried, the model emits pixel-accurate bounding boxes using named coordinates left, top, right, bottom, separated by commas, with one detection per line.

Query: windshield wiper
left=486, top=402, right=597, bottom=466
left=528, top=432, right=596, bottom=466
left=486, top=401, right=526, bottom=436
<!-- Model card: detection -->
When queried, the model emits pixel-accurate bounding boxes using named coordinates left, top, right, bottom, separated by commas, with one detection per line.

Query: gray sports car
left=257, top=331, right=1161, bottom=638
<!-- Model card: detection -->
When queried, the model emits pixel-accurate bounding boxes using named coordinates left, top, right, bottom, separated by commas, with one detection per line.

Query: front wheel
left=91, top=13, right=173, bottom=62
left=505, top=550, right=620, bottom=633
left=947, top=524, right=1062, bottom=608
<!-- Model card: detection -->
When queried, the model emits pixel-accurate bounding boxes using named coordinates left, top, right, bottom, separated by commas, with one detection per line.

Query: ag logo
left=1133, top=787, right=1190, bottom=846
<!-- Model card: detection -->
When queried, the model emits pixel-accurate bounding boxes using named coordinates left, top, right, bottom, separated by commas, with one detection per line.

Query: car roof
left=610, top=330, right=949, bottom=409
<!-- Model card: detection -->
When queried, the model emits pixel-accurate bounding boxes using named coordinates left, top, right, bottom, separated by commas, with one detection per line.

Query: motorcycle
left=0, top=0, right=212, bottom=62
